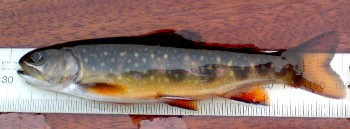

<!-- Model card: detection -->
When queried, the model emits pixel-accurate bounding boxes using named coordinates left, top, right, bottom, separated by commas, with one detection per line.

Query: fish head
left=17, top=48, right=80, bottom=89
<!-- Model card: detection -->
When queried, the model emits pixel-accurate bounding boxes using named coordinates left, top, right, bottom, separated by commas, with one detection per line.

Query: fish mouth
left=17, top=69, right=28, bottom=76
left=17, top=69, right=35, bottom=85
left=17, top=68, right=60, bottom=89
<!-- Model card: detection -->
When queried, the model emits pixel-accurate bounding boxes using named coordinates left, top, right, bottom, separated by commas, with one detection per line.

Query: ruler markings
left=9, top=49, right=12, bottom=62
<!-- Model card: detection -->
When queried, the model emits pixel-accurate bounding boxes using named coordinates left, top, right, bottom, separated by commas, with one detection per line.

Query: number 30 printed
left=2, top=76, right=13, bottom=84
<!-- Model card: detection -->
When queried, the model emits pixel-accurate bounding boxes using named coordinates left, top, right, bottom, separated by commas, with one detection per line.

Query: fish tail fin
left=297, top=53, right=345, bottom=98
left=283, top=31, right=346, bottom=98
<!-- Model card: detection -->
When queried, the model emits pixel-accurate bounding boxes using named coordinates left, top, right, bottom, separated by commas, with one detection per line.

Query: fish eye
left=29, top=52, right=44, bottom=64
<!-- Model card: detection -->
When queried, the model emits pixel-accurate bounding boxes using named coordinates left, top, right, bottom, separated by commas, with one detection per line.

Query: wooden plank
left=0, top=0, right=349, bottom=128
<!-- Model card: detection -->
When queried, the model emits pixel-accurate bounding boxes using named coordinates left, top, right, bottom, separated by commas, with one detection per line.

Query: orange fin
left=298, top=53, right=346, bottom=98
left=224, top=87, right=269, bottom=105
left=81, top=83, right=126, bottom=96
left=160, top=96, right=198, bottom=110
left=281, top=31, right=346, bottom=98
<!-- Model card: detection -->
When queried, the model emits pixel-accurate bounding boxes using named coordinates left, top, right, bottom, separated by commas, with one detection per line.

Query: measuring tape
left=0, top=48, right=349, bottom=117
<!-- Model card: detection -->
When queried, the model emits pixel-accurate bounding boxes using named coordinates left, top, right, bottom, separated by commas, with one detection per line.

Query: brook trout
left=17, top=30, right=346, bottom=110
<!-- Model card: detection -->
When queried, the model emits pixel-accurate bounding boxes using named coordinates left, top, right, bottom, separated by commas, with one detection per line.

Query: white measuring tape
left=0, top=48, right=349, bottom=117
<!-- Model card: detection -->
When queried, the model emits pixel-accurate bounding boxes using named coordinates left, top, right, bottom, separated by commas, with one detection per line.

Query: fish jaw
left=17, top=70, right=68, bottom=91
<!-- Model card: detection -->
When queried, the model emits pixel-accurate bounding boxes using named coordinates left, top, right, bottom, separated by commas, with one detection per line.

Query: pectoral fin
left=160, top=96, right=198, bottom=110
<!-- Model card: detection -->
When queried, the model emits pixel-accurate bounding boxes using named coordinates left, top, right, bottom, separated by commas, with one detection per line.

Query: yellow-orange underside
left=83, top=66, right=275, bottom=102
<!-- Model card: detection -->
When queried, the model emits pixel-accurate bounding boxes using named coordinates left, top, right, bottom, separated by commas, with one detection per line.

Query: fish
left=17, top=30, right=346, bottom=110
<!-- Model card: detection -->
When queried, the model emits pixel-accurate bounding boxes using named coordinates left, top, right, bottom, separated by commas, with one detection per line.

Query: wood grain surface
left=1, top=0, right=350, bottom=128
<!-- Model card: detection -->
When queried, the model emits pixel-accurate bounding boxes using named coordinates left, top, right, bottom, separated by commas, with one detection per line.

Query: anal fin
left=160, top=96, right=198, bottom=110
left=224, top=87, right=269, bottom=105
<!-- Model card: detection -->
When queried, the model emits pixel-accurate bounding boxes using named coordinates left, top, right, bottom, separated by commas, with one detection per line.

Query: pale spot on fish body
left=207, top=65, right=213, bottom=70
left=100, top=62, right=105, bottom=67
left=150, top=76, right=155, bottom=81
left=142, top=70, right=148, bottom=75
left=191, top=61, right=196, bottom=66
left=250, top=63, right=255, bottom=68
left=216, top=57, right=221, bottom=63
left=184, top=56, right=190, bottom=61
left=120, top=52, right=127, bottom=57
left=227, top=60, right=233, bottom=66
left=103, top=51, right=108, bottom=56
left=90, top=54, right=97, bottom=58
left=229, top=71, right=234, bottom=77
left=134, top=52, right=139, bottom=58
left=117, top=75, right=122, bottom=80
left=199, top=56, right=204, bottom=61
